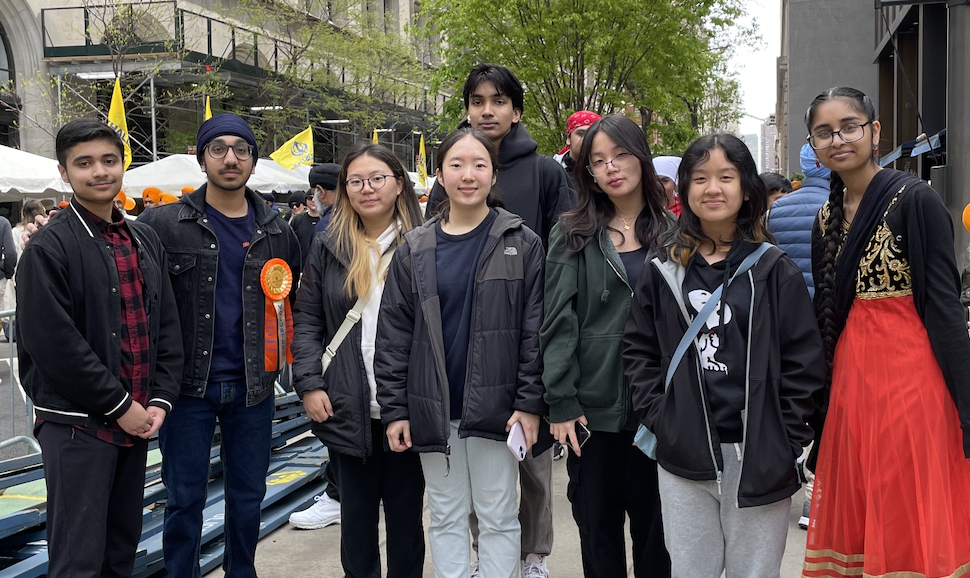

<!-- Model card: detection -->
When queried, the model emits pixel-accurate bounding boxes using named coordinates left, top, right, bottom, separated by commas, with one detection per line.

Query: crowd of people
left=10, top=62, right=970, bottom=578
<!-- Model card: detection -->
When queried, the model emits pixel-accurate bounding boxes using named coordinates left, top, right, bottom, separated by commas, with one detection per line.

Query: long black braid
left=805, top=86, right=877, bottom=388
left=816, top=172, right=846, bottom=387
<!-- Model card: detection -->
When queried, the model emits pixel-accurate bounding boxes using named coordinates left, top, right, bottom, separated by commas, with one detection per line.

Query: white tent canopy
left=123, top=155, right=310, bottom=197
left=0, top=145, right=73, bottom=198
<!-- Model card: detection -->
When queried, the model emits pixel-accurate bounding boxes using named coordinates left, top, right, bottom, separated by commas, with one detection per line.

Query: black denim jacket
left=139, top=185, right=301, bottom=406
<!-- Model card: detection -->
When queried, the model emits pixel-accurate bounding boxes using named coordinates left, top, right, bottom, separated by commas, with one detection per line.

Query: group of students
left=290, top=78, right=970, bottom=578
left=15, top=65, right=970, bottom=578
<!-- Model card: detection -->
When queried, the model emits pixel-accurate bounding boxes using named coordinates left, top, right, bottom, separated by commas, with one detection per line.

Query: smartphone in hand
left=574, top=421, right=591, bottom=449
left=507, top=422, right=527, bottom=461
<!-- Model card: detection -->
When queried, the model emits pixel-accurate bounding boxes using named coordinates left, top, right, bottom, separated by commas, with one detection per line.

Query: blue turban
left=197, top=113, right=258, bottom=165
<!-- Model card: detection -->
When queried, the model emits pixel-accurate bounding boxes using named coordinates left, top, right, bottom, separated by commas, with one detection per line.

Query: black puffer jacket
left=375, top=209, right=546, bottom=453
left=291, top=231, right=398, bottom=458
left=623, top=243, right=824, bottom=507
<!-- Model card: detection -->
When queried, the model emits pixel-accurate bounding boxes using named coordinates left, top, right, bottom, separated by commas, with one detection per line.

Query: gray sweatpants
left=657, top=443, right=790, bottom=578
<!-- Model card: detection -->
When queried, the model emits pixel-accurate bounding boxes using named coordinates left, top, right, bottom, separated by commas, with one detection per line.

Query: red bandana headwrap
left=558, top=111, right=602, bottom=155
left=566, top=111, right=601, bottom=138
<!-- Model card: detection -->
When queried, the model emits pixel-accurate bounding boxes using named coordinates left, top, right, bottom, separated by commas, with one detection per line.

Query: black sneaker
left=552, top=441, right=566, bottom=461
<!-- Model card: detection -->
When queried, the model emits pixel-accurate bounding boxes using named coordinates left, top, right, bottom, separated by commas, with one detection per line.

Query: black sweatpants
left=37, top=421, right=148, bottom=578
left=329, top=419, right=425, bottom=578
left=566, top=429, right=671, bottom=578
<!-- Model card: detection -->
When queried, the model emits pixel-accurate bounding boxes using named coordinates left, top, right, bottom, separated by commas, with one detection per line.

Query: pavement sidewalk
left=206, top=456, right=809, bottom=578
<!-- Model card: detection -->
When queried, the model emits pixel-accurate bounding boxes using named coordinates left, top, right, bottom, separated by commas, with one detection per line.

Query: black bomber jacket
left=17, top=200, right=183, bottom=429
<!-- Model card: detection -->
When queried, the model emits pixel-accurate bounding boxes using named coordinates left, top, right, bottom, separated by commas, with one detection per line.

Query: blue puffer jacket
left=767, top=176, right=830, bottom=298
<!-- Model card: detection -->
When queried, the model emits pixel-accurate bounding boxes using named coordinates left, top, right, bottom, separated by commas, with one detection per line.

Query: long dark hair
left=431, top=128, right=504, bottom=220
left=668, top=133, right=773, bottom=265
left=804, top=86, right=878, bottom=384
left=558, top=115, right=669, bottom=253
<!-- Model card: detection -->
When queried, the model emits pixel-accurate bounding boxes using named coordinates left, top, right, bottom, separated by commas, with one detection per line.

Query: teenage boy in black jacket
left=17, top=119, right=183, bottom=578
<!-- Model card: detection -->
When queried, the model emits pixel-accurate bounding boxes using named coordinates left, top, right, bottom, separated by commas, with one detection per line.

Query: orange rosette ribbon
left=260, top=258, right=294, bottom=372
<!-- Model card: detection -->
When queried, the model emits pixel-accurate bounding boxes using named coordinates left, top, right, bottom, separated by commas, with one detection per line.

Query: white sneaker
left=521, top=555, right=549, bottom=578
left=288, top=493, right=341, bottom=529
left=470, top=559, right=481, bottom=578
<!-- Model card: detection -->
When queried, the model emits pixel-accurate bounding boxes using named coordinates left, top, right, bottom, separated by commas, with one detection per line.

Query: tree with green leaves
left=419, top=0, right=753, bottom=155
left=213, top=0, right=431, bottom=157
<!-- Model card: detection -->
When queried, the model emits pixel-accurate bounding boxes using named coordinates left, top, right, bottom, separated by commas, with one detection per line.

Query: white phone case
left=506, top=421, right=527, bottom=461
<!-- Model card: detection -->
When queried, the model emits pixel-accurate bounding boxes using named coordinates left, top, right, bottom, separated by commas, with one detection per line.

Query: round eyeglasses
left=807, top=121, right=872, bottom=150
left=587, top=152, right=636, bottom=176
left=206, top=142, right=254, bottom=160
left=345, top=174, right=395, bottom=193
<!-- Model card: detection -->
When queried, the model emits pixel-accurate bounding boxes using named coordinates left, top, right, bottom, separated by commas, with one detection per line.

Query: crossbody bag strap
left=663, top=243, right=773, bottom=388
left=321, top=246, right=397, bottom=374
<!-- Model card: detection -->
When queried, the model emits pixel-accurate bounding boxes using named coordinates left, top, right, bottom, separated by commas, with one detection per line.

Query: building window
left=0, top=23, right=13, bottom=87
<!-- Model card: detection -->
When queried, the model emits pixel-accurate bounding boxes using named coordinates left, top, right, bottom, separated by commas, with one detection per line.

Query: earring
left=815, top=159, right=820, bottom=169
left=873, top=147, right=878, bottom=157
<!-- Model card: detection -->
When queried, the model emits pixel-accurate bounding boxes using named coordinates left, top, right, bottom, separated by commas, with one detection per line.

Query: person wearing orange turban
left=181, top=186, right=195, bottom=195
left=159, top=193, right=179, bottom=205
left=113, top=190, right=136, bottom=213
left=142, top=187, right=163, bottom=208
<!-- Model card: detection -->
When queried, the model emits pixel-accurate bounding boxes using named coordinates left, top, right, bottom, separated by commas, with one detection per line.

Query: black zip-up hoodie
left=623, top=242, right=824, bottom=507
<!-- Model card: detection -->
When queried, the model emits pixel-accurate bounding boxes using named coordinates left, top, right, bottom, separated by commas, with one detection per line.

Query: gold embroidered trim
left=853, top=187, right=911, bottom=298
left=856, top=289, right=913, bottom=300
left=801, top=550, right=970, bottom=578
left=805, top=548, right=866, bottom=563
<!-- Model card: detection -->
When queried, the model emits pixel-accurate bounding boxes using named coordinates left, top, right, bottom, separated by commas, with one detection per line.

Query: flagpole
left=150, top=75, right=158, bottom=161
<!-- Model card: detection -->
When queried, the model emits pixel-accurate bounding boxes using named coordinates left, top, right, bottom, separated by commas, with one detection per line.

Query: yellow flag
left=106, top=77, right=132, bottom=170
left=270, top=125, right=314, bottom=170
left=205, top=96, right=212, bottom=120
left=417, top=134, right=428, bottom=188
left=372, top=129, right=379, bottom=144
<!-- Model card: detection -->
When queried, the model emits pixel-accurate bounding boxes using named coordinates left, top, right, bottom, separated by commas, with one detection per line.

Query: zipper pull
left=716, top=470, right=723, bottom=495
left=445, top=445, right=451, bottom=477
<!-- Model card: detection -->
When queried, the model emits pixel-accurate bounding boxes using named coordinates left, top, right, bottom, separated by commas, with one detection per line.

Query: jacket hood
left=799, top=143, right=831, bottom=179
left=409, top=207, right=525, bottom=247
left=179, top=183, right=281, bottom=226
left=658, top=239, right=783, bottom=285
left=499, top=123, right=539, bottom=167
left=801, top=176, right=831, bottom=191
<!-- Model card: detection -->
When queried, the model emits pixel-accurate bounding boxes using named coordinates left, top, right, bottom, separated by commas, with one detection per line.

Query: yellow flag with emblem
left=270, top=125, right=314, bottom=170
left=205, top=96, right=212, bottom=120
left=417, top=134, right=428, bottom=187
left=106, top=77, right=132, bottom=170
left=372, top=129, right=379, bottom=144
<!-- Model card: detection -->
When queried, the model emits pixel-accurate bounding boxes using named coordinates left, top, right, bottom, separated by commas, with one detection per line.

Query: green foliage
left=418, top=0, right=752, bottom=155
left=217, top=0, right=431, bottom=152
left=789, top=172, right=806, bottom=182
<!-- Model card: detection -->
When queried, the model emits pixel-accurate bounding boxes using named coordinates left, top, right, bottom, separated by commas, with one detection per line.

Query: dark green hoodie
left=540, top=223, right=641, bottom=431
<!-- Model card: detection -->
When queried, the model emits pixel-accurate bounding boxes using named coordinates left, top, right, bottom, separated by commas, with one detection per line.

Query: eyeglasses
left=206, top=142, right=254, bottom=160
left=807, top=121, right=872, bottom=150
left=587, top=152, right=636, bottom=176
left=346, top=174, right=395, bottom=193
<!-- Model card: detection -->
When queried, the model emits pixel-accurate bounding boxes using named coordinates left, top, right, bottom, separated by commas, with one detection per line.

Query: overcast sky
left=732, top=0, right=782, bottom=137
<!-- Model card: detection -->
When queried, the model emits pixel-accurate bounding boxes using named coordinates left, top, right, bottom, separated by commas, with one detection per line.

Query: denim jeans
left=160, top=380, right=275, bottom=578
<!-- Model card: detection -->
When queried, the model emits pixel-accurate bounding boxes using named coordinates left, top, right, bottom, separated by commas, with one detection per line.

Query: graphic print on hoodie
left=683, top=249, right=752, bottom=444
